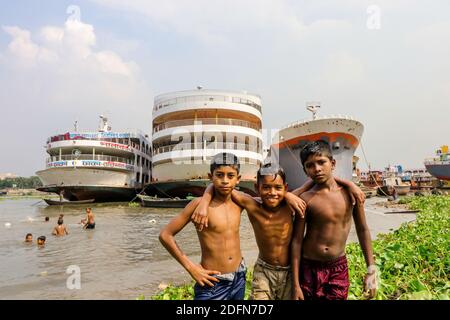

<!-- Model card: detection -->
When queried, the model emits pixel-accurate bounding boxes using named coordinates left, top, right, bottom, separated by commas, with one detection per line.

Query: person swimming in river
left=83, top=208, right=95, bottom=229
left=52, top=217, right=69, bottom=236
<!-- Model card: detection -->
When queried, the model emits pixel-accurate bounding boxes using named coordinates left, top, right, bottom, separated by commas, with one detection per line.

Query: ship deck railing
left=153, top=118, right=261, bottom=133
left=153, top=94, right=261, bottom=113
left=46, top=137, right=151, bottom=155
left=46, top=154, right=134, bottom=165
left=153, top=142, right=261, bottom=155
left=282, top=115, right=357, bottom=130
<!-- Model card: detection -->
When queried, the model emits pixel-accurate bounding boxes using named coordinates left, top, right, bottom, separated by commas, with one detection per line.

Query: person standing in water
left=83, top=208, right=95, bottom=229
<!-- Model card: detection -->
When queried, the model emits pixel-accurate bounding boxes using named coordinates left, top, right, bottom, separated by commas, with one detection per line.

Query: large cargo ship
left=147, top=88, right=264, bottom=197
left=36, top=116, right=152, bottom=202
left=424, top=145, right=450, bottom=181
left=270, top=104, right=364, bottom=190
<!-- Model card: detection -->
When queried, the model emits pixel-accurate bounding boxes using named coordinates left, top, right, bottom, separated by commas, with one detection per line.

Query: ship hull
left=424, top=164, right=450, bottom=181
left=145, top=179, right=257, bottom=198
left=271, top=118, right=364, bottom=190
left=36, top=167, right=140, bottom=202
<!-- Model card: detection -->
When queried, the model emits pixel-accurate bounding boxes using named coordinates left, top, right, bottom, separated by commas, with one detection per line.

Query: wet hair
left=57, top=218, right=63, bottom=225
left=300, top=140, right=333, bottom=166
left=210, top=152, right=240, bottom=174
left=37, top=236, right=46, bottom=242
left=25, top=233, right=32, bottom=238
left=45, top=217, right=49, bottom=221
left=257, top=163, right=286, bottom=185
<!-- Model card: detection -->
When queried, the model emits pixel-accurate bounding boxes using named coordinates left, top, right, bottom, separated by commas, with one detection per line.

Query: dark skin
left=83, top=209, right=95, bottom=229
left=195, top=174, right=307, bottom=267
left=159, top=165, right=243, bottom=287
left=52, top=223, right=69, bottom=236
left=291, top=154, right=376, bottom=300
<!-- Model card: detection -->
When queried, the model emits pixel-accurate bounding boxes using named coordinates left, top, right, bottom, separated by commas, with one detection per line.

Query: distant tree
left=0, top=176, right=43, bottom=189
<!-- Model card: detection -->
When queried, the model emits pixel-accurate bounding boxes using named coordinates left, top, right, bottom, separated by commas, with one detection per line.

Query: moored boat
left=43, top=198, right=95, bottom=206
left=36, top=116, right=152, bottom=202
left=137, top=195, right=192, bottom=208
left=424, top=145, right=450, bottom=181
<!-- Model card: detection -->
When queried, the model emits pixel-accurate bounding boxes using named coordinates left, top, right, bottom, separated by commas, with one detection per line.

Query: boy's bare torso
left=54, top=225, right=67, bottom=235
left=301, top=186, right=353, bottom=261
left=248, top=203, right=293, bottom=267
left=197, top=199, right=243, bottom=273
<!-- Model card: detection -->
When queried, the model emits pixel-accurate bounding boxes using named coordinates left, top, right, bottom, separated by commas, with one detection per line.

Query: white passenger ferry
left=148, top=88, right=264, bottom=197
left=36, top=116, right=152, bottom=202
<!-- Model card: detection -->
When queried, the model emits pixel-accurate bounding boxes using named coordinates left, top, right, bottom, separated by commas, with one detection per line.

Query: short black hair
left=38, top=236, right=46, bottom=241
left=210, top=152, right=240, bottom=174
left=257, top=163, right=286, bottom=185
left=26, top=233, right=32, bottom=238
left=57, top=218, right=63, bottom=225
left=300, top=140, right=333, bottom=166
left=45, top=217, right=49, bottom=221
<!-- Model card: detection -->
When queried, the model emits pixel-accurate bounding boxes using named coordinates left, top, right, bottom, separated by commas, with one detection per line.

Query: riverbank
left=150, top=195, right=449, bottom=300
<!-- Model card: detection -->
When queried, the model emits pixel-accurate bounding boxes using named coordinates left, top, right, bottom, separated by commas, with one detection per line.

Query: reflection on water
left=0, top=199, right=256, bottom=299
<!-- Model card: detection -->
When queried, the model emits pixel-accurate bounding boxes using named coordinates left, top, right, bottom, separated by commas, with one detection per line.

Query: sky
left=0, top=0, right=449, bottom=176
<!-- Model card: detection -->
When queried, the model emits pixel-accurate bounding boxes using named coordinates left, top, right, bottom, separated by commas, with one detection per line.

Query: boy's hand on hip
left=190, top=264, right=221, bottom=287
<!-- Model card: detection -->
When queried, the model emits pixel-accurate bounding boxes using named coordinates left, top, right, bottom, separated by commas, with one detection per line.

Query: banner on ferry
left=48, top=160, right=134, bottom=170
left=69, top=132, right=133, bottom=139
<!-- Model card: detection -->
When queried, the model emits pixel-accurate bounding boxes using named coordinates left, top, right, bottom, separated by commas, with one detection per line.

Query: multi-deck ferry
left=270, top=104, right=364, bottom=190
left=36, top=116, right=152, bottom=202
left=147, top=88, right=264, bottom=197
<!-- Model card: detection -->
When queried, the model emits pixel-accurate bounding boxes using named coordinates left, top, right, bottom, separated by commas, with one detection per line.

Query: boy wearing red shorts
left=291, top=140, right=377, bottom=300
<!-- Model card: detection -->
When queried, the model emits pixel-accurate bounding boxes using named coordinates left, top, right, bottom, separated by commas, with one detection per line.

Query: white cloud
left=0, top=19, right=151, bottom=175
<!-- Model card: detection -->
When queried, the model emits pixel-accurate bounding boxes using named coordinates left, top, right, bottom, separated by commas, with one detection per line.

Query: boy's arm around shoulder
left=159, top=198, right=221, bottom=287
left=334, top=176, right=365, bottom=205
left=230, top=189, right=260, bottom=214
left=191, top=184, right=213, bottom=231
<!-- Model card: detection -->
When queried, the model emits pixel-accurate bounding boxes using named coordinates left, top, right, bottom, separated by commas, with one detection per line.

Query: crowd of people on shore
left=24, top=208, right=95, bottom=247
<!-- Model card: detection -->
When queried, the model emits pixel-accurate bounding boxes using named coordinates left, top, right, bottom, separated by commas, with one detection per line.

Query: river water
left=0, top=197, right=415, bottom=299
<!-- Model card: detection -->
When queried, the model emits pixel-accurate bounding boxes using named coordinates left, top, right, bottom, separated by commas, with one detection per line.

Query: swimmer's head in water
left=45, top=217, right=49, bottom=222
left=25, top=233, right=33, bottom=242
left=57, top=218, right=63, bottom=225
left=37, top=236, right=46, bottom=245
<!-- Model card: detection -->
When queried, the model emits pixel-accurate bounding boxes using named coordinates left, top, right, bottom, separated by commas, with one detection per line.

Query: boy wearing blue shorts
left=159, top=152, right=247, bottom=300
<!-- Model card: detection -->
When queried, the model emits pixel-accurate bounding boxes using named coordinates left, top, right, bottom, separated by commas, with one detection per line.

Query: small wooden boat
left=44, top=198, right=95, bottom=205
left=138, top=195, right=192, bottom=208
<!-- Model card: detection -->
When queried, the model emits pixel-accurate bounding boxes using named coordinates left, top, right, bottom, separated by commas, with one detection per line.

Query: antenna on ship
left=74, top=120, right=78, bottom=132
left=99, top=115, right=110, bottom=132
left=306, top=102, right=321, bottom=120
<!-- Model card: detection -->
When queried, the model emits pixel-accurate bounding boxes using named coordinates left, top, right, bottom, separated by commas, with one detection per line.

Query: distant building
left=0, top=173, right=17, bottom=180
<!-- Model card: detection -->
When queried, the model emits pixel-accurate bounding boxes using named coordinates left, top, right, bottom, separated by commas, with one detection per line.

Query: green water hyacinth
left=347, top=196, right=449, bottom=300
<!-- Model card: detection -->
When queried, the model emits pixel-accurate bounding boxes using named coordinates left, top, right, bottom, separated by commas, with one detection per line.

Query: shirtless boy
left=193, top=164, right=306, bottom=300
left=83, top=208, right=95, bottom=229
left=291, top=140, right=376, bottom=300
left=52, top=217, right=69, bottom=236
left=159, top=153, right=246, bottom=300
